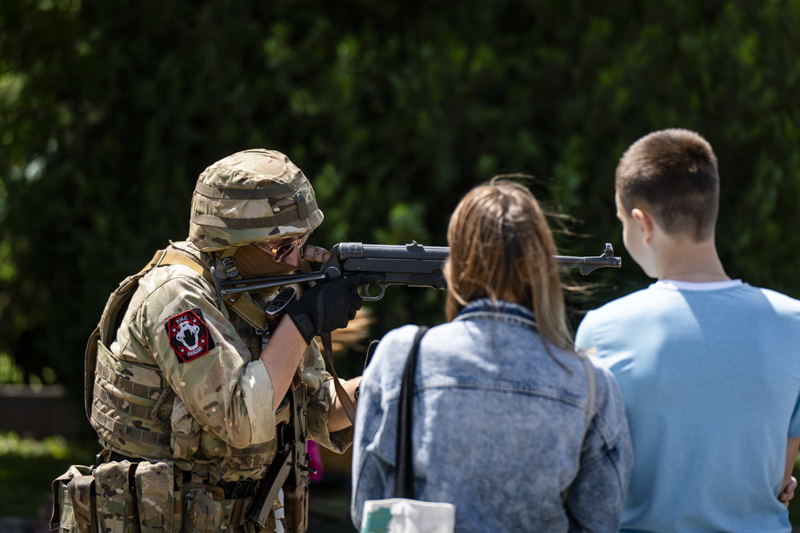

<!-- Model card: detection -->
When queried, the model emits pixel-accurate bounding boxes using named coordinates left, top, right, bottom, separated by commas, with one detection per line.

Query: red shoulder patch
left=165, top=308, right=216, bottom=363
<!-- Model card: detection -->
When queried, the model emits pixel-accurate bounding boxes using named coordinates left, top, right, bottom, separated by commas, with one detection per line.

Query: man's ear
left=631, top=207, right=655, bottom=243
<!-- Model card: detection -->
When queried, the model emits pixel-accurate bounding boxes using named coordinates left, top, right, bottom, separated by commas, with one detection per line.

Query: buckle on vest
left=219, top=478, right=255, bottom=499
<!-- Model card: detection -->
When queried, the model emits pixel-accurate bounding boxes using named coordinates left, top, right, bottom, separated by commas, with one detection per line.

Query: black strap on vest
left=394, top=325, right=428, bottom=499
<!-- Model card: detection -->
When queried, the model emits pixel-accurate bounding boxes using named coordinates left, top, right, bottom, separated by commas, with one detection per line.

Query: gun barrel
left=555, top=243, right=622, bottom=275
left=554, top=255, right=622, bottom=268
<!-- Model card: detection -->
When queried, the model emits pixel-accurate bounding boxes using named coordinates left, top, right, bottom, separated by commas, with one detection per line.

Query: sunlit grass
left=0, top=432, right=95, bottom=518
left=0, top=432, right=72, bottom=459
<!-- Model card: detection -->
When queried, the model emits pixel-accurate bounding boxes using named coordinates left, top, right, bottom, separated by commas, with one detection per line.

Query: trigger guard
left=361, top=283, right=387, bottom=302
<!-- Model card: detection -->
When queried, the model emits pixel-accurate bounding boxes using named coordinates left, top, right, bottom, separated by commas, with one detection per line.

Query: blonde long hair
left=444, top=181, right=572, bottom=352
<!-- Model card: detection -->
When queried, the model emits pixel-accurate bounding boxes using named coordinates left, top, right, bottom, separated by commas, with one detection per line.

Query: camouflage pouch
left=51, top=465, right=95, bottom=533
left=184, top=487, right=223, bottom=533
left=70, top=473, right=98, bottom=533
left=134, top=461, right=182, bottom=533
left=94, top=461, right=138, bottom=533
left=184, top=486, right=255, bottom=533
left=171, top=397, right=201, bottom=461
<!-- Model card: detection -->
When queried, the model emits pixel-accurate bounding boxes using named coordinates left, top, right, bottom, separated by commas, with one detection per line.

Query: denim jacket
left=351, top=299, right=633, bottom=532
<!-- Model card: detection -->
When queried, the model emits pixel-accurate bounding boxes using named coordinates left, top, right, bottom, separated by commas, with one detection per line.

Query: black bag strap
left=394, top=325, right=429, bottom=499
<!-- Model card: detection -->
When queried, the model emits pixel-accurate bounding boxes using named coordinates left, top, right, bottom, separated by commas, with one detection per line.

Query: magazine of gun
left=213, top=242, right=622, bottom=302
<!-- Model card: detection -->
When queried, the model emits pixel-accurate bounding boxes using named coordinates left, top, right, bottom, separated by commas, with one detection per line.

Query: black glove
left=286, top=275, right=371, bottom=344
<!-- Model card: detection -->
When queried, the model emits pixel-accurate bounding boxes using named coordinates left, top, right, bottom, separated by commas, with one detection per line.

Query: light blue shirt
left=576, top=281, right=800, bottom=533
left=353, top=299, right=633, bottom=532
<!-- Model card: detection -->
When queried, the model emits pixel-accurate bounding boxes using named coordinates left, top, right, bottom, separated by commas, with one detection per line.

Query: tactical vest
left=85, top=245, right=275, bottom=474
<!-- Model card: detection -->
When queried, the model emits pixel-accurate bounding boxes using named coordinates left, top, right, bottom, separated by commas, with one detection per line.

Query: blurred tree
left=0, top=0, right=799, bottom=399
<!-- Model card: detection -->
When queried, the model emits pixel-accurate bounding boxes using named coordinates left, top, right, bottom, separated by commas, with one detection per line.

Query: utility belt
left=108, top=452, right=258, bottom=501
left=51, top=456, right=273, bottom=533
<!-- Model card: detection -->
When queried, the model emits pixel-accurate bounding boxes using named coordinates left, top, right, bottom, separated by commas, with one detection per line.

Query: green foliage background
left=1, top=0, right=799, bottom=401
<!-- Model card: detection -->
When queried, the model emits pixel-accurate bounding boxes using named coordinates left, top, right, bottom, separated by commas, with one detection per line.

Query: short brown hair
left=616, top=129, right=719, bottom=241
left=444, top=181, right=571, bottom=351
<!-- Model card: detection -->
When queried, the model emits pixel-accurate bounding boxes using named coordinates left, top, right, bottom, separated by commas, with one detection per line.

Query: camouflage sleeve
left=135, top=267, right=276, bottom=448
left=300, top=339, right=354, bottom=453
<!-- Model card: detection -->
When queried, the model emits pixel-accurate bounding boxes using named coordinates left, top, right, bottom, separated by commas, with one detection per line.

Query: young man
left=575, top=129, right=800, bottom=532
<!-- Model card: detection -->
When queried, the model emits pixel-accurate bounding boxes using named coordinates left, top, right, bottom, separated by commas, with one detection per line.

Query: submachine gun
left=217, top=241, right=622, bottom=303
left=237, top=242, right=621, bottom=532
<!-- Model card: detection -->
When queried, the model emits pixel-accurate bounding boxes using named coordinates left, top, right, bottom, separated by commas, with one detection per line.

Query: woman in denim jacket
left=351, top=181, right=634, bottom=532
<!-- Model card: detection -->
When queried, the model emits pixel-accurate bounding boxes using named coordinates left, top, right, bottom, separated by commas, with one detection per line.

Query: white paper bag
left=361, top=497, right=455, bottom=533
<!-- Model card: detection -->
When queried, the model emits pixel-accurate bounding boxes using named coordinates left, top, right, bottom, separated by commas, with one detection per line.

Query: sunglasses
left=253, top=233, right=310, bottom=263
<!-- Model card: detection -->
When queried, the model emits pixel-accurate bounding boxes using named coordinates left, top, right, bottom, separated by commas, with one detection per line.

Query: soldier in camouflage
left=55, top=149, right=364, bottom=533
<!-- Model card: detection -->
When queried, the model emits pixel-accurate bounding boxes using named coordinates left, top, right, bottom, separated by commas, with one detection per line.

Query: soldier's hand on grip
left=286, top=275, right=373, bottom=344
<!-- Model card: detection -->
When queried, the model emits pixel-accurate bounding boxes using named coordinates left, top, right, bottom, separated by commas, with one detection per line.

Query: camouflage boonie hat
left=188, top=149, right=324, bottom=252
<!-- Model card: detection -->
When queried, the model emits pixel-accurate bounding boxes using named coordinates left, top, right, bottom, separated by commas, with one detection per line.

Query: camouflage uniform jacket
left=90, top=240, right=353, bottom=484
